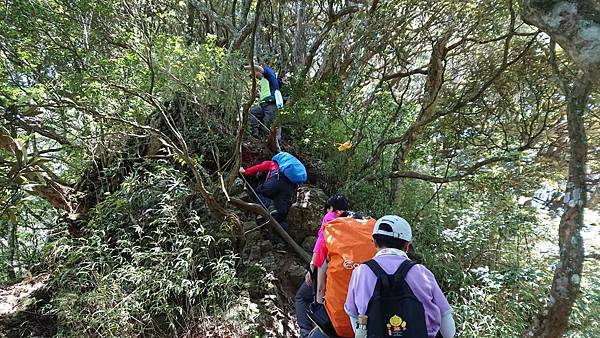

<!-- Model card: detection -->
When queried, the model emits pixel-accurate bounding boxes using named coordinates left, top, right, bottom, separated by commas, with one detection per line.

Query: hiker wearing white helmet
left=344, top=215, right=456, bottom=338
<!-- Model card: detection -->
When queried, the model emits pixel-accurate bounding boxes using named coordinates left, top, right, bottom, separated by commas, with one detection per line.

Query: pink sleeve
left=313, top=213, right=337, bottom=266
left=321, top=213, right=337, bottom=225
left=313, top=213, right=335, bottom=253
left=314, top=245, right=328, bottom=267
left=313, top=227, right=324, bottom=253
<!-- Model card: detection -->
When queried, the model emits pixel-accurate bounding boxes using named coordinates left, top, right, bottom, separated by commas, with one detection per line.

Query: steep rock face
left=287, top=186, right=328, bottom=246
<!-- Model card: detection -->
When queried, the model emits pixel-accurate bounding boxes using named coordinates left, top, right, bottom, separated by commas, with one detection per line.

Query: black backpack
left=364, top=259, right=428, bottom=338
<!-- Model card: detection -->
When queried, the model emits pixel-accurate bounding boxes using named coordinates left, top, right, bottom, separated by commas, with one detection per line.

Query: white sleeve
left=439, top=310, right=456, bottom=338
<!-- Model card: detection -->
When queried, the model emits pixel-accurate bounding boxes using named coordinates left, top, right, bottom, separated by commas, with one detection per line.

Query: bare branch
left=189, top=0, right=236, bottom=35
left=383, top=155, right=514, bottom=183
left=225, top=0, right=262, bottom=189
left=363, top=31, right=538, bottom=173
left=381, top=68, right=428, bottom=81
left=229, top=197, right=311, bottom=263
left=363, top=32, right=451, bottom=170
left=301, top=5, right=361, bottom=75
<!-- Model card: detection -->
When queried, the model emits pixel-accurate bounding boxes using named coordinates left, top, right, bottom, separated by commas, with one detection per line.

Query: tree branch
left=189, top=0, right=236, bottom=35
left=521, top=0, right=600, bottom=79
left=225, top=0, right=262, bottom=189
left=301, top=5, right=361, bottom=75
left=363, top=31, right=451, bottom=170
left=229, top=197, right=311, bottom=263
left=363, top=31, right=538, bottom=173
left=382, top=155, right=514, bottom=183
left=381, top=67, right=428, bottom=81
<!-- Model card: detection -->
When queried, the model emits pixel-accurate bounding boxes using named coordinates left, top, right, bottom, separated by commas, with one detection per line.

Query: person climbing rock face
left=295, top=194, right=349, bottom=338
left=344, top=215, right=456, bottom=338
left=239, top=152, right=307, bottom=236
left=246, top=63, right=280, bottom=138
left=307, top=211, right=376, bottom=338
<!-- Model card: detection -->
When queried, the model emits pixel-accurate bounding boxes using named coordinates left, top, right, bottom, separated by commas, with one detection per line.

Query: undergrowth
left=43, top=162, right=245, bottom=337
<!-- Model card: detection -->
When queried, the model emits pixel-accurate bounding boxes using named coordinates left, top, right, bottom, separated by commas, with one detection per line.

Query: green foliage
left=1, top=0, right=599, bottom=336
left=449, top=265, right=549, bottom=337
left=568, top=260, right=600, bottom=337
left=400, top=178, right=551, bottom=337
left=44, top=162, right=240, bottom=336
left=0, top=191, right=56, bottom=283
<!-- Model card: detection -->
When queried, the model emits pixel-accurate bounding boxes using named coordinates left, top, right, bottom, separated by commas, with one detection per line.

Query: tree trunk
left=186, top=0, right=196, bottom=45
left=292, top=0, right=306, bottom=69
left=521, top=0, right=600, bottom=79
left=389, top=33, right=449, bottom=205
left=520, top=1, right=600, bottom=335
left=277, top=0, right=287, bottom=70
left=238, top=0, right=251, bottom=30
left=6, top=211, right=17, bottom=280
left=389, top=147, right=404, bottom=204
left=522, top=74, right=590, bottom=338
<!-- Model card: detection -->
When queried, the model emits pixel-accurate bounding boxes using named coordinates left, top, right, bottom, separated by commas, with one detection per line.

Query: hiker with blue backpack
left=345, top=215, right=456, bottom=338
left=239, top=152, right=307, bottom=233
left=246, top=64, right=285, bottom=138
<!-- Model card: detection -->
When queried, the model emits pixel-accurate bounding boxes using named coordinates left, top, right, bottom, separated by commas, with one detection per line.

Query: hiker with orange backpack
left=344, top=215, right=456, bottom=338
left=240, top=152, right=307, bottom=232
left=295, top=194, right=349, bottom=338
left=307, top=212, right=378, bottom=338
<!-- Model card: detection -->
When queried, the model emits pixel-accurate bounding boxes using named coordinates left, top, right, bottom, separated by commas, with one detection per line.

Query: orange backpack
left=323, top=217, right=377, bottom=337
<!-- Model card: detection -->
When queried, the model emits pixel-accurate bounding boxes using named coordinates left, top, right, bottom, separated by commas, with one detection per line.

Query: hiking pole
left=239, top=174, right=271, bottom=211
left=239, top=174, right=283, bottom=232
left=236, top=174, right=311, bottom=262
left=229, top=197, right=311, bottom=263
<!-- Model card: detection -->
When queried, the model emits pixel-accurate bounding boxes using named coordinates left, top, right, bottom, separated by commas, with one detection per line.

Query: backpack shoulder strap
left=392, top=259, right=417, bottom=288
left=364, top=260, right=390, bottom=289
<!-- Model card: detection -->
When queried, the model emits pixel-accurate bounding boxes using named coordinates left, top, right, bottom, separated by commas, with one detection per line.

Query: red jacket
left=244, top=160, right=279, bottom=179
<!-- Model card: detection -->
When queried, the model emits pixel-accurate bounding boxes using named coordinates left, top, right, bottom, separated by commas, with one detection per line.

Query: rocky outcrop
left=301, top=236, right=317, bottom=253
left=0, top=274, right=55, bottom=337
left=287, top=186, right=328, bottom=246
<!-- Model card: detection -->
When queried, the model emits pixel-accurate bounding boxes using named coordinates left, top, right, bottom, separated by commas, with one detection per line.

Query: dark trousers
left=250, top=101, right=277, bottom=135
left=295, top=281, right=314, bottom=338
left=255, top=173, right=295, bottom=231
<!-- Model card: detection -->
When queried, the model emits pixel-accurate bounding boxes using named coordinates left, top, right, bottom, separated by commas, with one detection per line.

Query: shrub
left=45, top=162, right=241, bottom=337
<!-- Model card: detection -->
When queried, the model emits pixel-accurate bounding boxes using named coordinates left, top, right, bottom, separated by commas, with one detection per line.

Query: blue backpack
left=272, top=152, right=307, bottom=184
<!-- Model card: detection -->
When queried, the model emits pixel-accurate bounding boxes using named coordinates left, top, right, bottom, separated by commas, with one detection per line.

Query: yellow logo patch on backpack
left=387, top=315, right=407, bottom=336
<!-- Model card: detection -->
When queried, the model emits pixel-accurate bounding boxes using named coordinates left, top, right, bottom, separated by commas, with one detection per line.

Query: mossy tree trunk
left=522, top=75, right=590, bottom=337
left=520, top=1, right=599, bottom=336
